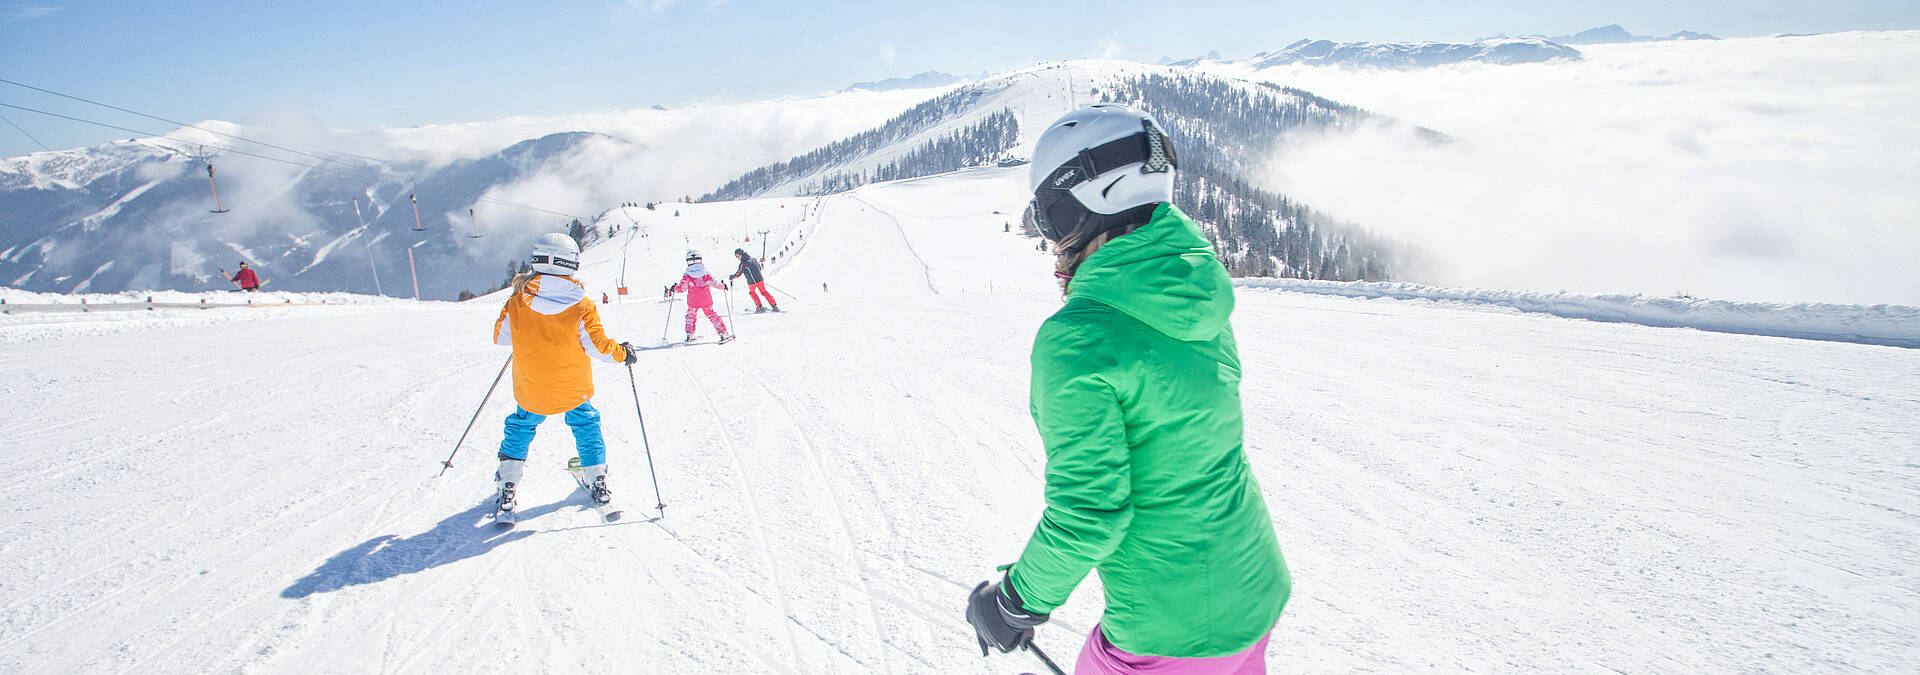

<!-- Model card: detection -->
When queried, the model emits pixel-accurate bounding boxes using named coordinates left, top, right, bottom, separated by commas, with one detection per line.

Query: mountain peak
left=1227, top=37, right=1578, bottom=70
left=841, top=71, right=963, bottom=93
left=1552, top=25, right=1718, bottom=44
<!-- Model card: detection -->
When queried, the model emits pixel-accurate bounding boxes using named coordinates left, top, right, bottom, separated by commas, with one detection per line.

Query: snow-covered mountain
left=1, top=61, right=1422, bottom=298
left=842, top=70, right=966, bottom=92
left=0, top=89, right=942, bottom=299
left=1, top=131, right=614, bottom=299
left=1169, top=38, right=1581, bottom=69
left=704, top=62, right=1421, bottom=280
left=1255, top=37, right=1580, bottom=68
left=1550, top=24, right=1720, bottom=44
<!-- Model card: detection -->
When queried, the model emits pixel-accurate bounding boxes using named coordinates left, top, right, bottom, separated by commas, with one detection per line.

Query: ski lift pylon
left=468, top=208, right=482, bottom=239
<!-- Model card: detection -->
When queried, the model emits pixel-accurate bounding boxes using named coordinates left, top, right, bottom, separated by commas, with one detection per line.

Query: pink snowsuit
left=675, top=263, right=728, bottom=337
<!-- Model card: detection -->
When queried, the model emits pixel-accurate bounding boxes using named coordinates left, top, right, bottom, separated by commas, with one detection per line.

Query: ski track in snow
left=2, top=168, right=1917, bottom=673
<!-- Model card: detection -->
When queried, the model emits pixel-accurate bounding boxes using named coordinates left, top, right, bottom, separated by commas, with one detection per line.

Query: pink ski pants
left=1075, top=625, right=1270, bottom=675
left=685, top=306, right=727, bottom=336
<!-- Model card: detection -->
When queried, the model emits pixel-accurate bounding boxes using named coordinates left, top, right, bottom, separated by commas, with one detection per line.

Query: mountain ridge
left=2, top=61, right=1427, bottom=296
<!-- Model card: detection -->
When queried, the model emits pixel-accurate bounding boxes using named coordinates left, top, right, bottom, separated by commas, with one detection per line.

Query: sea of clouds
left=1226, top=31, right=1920, bottom=306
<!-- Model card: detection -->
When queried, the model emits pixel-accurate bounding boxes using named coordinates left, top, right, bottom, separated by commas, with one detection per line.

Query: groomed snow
left=1239, top=278, right=1920, bottom=348
left=3, top=168, right=1916, bottom=673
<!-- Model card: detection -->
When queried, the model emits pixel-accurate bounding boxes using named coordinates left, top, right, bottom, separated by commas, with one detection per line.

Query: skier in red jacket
left=232, top=262, right=261, bottom=291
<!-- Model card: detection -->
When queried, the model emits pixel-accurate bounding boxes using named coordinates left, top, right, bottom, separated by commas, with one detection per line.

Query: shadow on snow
left=280, top=498, right=574, bottom=599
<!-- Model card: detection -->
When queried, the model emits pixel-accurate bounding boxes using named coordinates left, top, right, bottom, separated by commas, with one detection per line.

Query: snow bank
left=1238, top=278, right=1920, bottom=348
left=0, top=286, right=421, bottom=307
left=0, top=286, right=455, bottom=343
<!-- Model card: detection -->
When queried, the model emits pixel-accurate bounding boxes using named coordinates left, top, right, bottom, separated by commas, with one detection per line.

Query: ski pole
left=1027, top=642, right=1065, bottom=675
left=438, top=355, right=511, bottom=477
left=763, top=282, right=799, bottom=301
left=659, top=292, right=677, bottom=343
left=723, top=283, right=735, bottom=335
left=626, top=363, right=667, bottom=515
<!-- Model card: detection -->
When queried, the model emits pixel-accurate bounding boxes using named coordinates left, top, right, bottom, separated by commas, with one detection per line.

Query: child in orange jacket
left=491, top=233, right=636, bottom=523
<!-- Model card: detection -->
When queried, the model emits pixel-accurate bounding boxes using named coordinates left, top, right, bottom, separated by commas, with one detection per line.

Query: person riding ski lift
left=672, top=250, right=732, bottom=343
left=728, top=248, right=779, bottom=313
left=490, top=233, right=639, bottom=523
left=965, top=104, right=1290, bottom=674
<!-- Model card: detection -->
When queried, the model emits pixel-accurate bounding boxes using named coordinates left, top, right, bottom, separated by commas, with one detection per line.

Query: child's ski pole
left=626, top=363, right=667, bottom=515
left=659, top=293, right=677, bottom=343
left=438, top=355, right=511, bottom=476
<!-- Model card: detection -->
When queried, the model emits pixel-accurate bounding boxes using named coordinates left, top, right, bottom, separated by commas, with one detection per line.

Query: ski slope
left=3, top=168, right=1918, bottom=673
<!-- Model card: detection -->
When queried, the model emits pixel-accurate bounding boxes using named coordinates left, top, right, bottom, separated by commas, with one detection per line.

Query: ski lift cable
left=0, top=76, right=388, bottom=166
left=0, top=102, right=268, bottom=168
left=0, top=102, right=399, bottom=194
left=474, top=196, right=588, bottom=220
left=2, top=84, right=588, bottom=223
left=0, top=101, right=607, bottom=226
left=0, top=109, right=52, bottom=152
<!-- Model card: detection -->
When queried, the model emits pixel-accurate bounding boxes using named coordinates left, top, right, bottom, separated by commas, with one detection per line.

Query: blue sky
left=2, top=0, right=1916, bottom=157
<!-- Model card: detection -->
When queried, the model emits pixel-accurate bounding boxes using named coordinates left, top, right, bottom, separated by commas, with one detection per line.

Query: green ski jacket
left=1009, top=202, right=1290, bottom=658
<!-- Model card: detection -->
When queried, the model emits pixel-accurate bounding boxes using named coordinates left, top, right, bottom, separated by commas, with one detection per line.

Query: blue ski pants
left=497, top=402, right=606, bottom=467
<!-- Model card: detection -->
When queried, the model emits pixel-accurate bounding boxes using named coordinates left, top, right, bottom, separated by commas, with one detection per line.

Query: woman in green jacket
left=967, top=104, right=1290, bottom=674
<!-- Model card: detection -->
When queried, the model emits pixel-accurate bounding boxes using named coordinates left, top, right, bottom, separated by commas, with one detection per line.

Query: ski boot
left=685, top=333, right=698, bottom=344
left=753, top=306, right=767, bottom=313
left=494, top=457, right=525, bottom=528
left=769, top=305, right=781, bottom=313
left=717, top=332, right=736, bottom=344
left=570, top=458, right=622, bottom=522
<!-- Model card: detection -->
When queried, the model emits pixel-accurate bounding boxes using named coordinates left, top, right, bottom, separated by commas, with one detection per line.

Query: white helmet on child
left=529, top=233, right=580, bottom=276
left=685, top=249, right=702, bottom=262
left=1028, top=104, right=1178, bottom=249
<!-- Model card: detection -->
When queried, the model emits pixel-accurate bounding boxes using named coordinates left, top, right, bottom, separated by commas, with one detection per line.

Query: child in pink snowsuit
left=674, top=250, right=730, bottom=342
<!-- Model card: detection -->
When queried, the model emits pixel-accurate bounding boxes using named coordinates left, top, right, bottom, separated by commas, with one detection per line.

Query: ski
left=568, top=458, right=623, bottom=523
left=634, top=336, right=731, bottom=351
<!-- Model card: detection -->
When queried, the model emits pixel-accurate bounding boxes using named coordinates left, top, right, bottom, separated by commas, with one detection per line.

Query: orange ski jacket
left=492, top=274, right=629, bottom=415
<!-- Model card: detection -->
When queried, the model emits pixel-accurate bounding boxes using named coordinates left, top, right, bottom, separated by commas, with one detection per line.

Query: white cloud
left=2, top=5, right=61, bottom=21
left=1227, top=31, right=1920, bottom=306
left=1097, top=38, right=1123, bottom=59
left=373, top=88, right=938, bottom=261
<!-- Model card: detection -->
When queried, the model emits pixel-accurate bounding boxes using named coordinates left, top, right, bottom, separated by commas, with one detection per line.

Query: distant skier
left=601, top=292, right=610, bottom=304
left=673, top=250, right=731, bottom=343
left=728, top=248, right=779, bottom=313
left=232, top=261, right=261, bottom=292
left=965, top=105, right=1289, bottom=674
left=491, top=233, right=638, bottom=524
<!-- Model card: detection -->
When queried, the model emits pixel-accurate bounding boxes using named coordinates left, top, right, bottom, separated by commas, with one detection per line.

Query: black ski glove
left=966, top=572, right=1048, bottom=656
left=620, top=342, right=638, bottom=365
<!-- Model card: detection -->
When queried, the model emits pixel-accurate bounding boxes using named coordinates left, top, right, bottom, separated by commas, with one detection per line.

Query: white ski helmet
left=685, top=249, right=702, bottom=262
left=528, top=233, right=580, bottom=276
left=1028, top=104, right=1178, bottom=248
